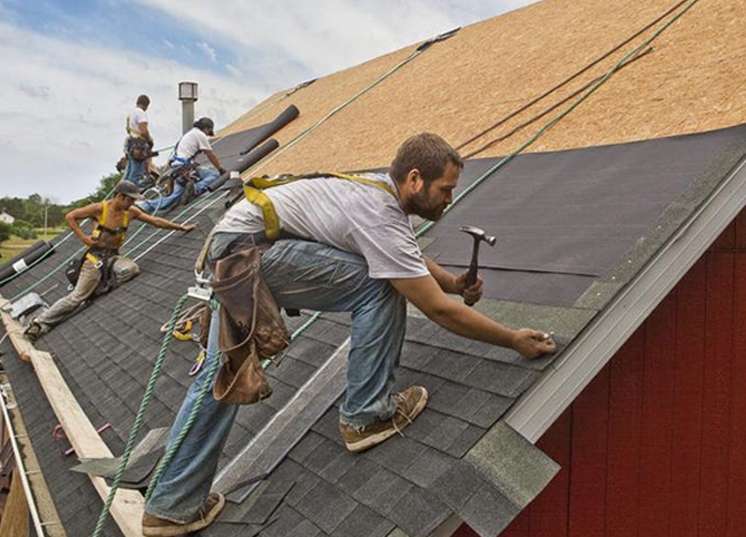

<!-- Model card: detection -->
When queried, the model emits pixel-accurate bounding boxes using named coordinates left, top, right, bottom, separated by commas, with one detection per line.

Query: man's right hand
left=82, top=235, right=98, bottom=248
left=512, top=329, right=556, bottom=359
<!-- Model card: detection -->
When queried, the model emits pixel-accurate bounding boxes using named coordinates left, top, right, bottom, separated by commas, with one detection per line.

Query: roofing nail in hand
left=460, top=225, right=496, bottom=306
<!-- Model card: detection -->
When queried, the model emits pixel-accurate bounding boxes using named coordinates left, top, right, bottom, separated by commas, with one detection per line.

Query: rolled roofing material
left=210, top=139, right=280, bottom=192
left=194, top=105, right=299, bottom=173
left=238, top=106, right=299, bottom=156
left=0, top=241, right=53, bottom=282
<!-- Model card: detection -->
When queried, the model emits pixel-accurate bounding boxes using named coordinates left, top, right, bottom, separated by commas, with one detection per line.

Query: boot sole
left=142, top=493, right=225, bottom=537
left=344, top=388, right=429, bottom=453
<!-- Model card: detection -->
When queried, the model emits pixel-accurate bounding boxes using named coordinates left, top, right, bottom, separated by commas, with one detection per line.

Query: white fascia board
left=505, top=157, right=746, bottom=443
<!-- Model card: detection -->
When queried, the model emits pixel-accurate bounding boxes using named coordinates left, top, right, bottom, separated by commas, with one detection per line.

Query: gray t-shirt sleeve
left=349, top=217, right=429, bottom=279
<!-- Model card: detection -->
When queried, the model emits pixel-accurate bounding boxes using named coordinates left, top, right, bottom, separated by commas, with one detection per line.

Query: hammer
left=460, top=225, right=496, bottom=306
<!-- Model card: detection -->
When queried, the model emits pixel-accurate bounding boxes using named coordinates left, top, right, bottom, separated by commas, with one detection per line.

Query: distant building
left=0, top=211, right=15, bottom=225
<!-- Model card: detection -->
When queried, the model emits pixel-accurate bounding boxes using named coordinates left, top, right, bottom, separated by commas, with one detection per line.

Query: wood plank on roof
left=0, top=294, right=145, bottom=537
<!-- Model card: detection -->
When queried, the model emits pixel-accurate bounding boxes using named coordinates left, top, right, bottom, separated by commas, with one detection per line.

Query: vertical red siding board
left=726, top=254, right=746, bottom=537
left=605, top=328, right=645, bottom=537
left=669, top=259, right=707, bottom=537
left=712, top=221, right=736, bottom=251
left=567, top=367, right=610, bottom=537
left=452, top=524, right=478, bottom=537
left=500, top=508, right=530, bottom=537
left=529, top=409, right=572, bottom=537
left=699, top=252, right=734, bottom=537
left=638, top=294, right=677, bottom=535
left=734, top=207, right=746, bottom=250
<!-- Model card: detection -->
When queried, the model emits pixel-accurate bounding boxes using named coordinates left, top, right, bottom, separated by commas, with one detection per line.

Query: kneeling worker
left=26, top=181, right=195, bottom=339
left=138, top=117, right=226, bottom=213
left=142, top=133, right=556, bottom=536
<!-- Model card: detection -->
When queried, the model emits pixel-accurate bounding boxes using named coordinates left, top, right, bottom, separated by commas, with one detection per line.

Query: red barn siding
left=454, top=208, right=746, bottom=537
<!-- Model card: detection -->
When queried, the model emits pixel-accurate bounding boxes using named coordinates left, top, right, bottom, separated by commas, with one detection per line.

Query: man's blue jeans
left=139, top=165, right=220, bottom=213
left=145, top=239, right=406, bottom=521
left=122, top=157, right=147, bottom=187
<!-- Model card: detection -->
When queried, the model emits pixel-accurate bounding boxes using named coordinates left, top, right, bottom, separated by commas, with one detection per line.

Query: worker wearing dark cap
left=138, top=117, right=227, bottom=213
left=25, top=181, right=196, bottom=340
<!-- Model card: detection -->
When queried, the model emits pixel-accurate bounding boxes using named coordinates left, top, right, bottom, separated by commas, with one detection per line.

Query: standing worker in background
left=25, top=181, right=196, bottom=340
left=122, top=94, right=156, bottom=187
left=137, top=117, right=227, bottom=213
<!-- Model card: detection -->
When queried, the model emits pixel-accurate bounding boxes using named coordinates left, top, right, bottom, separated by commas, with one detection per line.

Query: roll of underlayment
left=0, top=240, right=54, bottom=282
left=238, top=105, right=299, bottom=156
left=210, top=138, right=281, bottom=192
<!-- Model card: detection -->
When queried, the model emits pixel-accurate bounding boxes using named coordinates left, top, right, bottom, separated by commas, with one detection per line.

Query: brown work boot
left=339, top=385, right=428, bottom=453
left=142, top=492, right=225, bottom=536
left=24, top=321, right=43, bottom=342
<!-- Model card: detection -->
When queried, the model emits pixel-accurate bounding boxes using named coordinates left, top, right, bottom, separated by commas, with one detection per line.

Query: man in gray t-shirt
left=143, top=133, right=557, bottom=536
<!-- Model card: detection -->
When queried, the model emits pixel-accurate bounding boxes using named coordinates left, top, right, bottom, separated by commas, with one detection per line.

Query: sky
left=1, top=0, right=535, bottom=203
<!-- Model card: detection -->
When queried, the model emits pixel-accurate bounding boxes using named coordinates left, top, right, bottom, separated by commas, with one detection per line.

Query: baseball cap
left=194, top=117, right=215, bottom=136
left=114, top=181, right=144, bottom=200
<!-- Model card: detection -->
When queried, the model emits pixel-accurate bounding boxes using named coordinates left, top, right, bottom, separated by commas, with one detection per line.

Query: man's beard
left=410, top=190, right=447, bottom=221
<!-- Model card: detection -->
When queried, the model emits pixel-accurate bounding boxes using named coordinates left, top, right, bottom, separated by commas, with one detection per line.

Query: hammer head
left=460, top=225, right=496, bottom=246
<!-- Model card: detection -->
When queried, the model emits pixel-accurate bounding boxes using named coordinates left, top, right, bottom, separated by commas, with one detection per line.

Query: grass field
left=0, top=228, right=65, bottom=263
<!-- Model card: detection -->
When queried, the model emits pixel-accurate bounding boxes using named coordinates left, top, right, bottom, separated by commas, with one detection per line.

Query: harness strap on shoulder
left=243, top=185, right=282, bottom=240
left=92, top=201, right=129, bottom=239
left=243, top=172, right=397, bottom=240
left=101, top=200, right=109, bottom=226
left=326, top=172, right=397, bottom=198
left=91, top=201, right=109, bottom=239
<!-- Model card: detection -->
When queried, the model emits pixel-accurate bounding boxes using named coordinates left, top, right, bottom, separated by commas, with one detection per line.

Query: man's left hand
left=180, top=223, right=197, bottom=233
left=454, top=271, right=484, bottom=306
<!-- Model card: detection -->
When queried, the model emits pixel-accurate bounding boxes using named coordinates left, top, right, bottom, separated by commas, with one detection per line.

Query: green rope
left=0, top=185, right=118, bottom=294
left=7, top=187, right=213, bottom=301
left=91, top=293, right=188, bottom=537
left=91, top=5, right=701, bottom=532
left=144, top=298, right=311, bottom=502
left=418, top=0, right=700, bottom=237
left=144, top=299, right=221, bottom=502
left=280, top=0, right=701, bottom=341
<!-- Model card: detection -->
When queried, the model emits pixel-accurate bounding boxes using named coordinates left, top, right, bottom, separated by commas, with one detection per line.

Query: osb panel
left=221, top=0, right=746, bottom=177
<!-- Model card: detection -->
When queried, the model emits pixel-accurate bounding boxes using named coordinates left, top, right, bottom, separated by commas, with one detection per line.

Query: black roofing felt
left=192, top=105, right=298, bottom=173
left=1, top=124, right=746, bottom=537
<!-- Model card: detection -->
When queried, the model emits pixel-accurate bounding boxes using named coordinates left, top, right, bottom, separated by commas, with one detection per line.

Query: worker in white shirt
left=138, top=117, right=226, bottom=213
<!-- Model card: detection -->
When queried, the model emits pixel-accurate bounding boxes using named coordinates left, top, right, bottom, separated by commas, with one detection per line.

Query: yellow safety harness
left=242, top=172, right=397, bottom=240
left=86, top=201, right=130, bottom=266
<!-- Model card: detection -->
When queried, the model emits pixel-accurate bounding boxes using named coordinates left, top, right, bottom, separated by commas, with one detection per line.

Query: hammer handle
left=466, top=240, right=480, bottom=287
left=464, top=239, right=480, bottom=306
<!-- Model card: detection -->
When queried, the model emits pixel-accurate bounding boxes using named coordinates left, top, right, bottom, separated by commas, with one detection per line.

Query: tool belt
left=126, top=136, right=153, bottom=162
left=64, top=248, right=118, bottom=296
left=157, top=162, right=198, bottom=198
left=211, top=246, right=289, bottom=404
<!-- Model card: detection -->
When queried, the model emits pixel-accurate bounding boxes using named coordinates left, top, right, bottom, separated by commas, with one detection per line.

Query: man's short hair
left=136, top=94, right=150, bottom=107
left=389, top=133, right=463, bottom=186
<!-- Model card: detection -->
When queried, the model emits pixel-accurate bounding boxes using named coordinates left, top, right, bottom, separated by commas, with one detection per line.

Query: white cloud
left=135, top=0, right=531, bottom=86
left=196, top=40, right=217, bottom=62
left=2, top=1, right=536, bottom=202
left=0, top=21, right=258, bottom=202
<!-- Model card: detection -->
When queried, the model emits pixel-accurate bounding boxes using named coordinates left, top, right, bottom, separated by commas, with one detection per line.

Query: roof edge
left=504, top=155, right=746, bottom=442
left=0, top=380, right=53, bottom=536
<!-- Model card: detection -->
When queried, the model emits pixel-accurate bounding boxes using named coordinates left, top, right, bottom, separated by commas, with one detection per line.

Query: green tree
left=0, top=222, right=10, bottom=243
left=68, top=171, right=122, bottom=208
